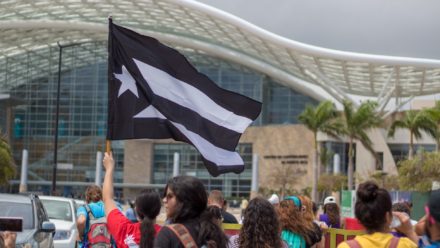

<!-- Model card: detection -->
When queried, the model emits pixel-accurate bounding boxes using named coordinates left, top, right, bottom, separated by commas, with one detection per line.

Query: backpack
left=83, top=204, right=112, bottom=248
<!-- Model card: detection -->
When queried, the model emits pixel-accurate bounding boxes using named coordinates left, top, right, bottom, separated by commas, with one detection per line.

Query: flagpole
left=106, top=16, right=113, bottom=156
left=106, top=140, right=111, bottom=153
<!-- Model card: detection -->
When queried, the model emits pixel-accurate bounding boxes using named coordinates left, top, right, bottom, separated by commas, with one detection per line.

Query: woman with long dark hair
left=319, top=196, right=341, bottom=228
left=103, top=152, right=161, bottom=248
left=229, top=197, right=287, bottom=248
left=154, top=175, right=228, bottom=248
left=338, top=181, right=418, bottom=248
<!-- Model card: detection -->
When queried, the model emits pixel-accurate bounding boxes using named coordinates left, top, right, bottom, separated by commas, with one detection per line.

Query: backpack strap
left=84, top=204, right=96, bottom=219
left=389, top=236, right=400, bottom=248
left=345, top=239, right=362, bottom=248
left=82, top=204, right=95, bottom=245
left=167, top=224, right=198, bottom=248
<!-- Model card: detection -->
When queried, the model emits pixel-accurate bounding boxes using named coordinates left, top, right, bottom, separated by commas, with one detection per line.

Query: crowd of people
left=1, top=151, right=439, bottom=248
left=99, top=152, right=440, bottom=248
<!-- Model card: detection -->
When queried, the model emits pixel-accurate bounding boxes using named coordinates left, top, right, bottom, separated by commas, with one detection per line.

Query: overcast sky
left=197, top=0, right=440, bottom=60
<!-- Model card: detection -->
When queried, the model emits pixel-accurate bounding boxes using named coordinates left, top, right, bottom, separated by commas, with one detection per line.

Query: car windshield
left=41, top=200, right=73, bottom=222
left=0, top=202, right=34, bottom=229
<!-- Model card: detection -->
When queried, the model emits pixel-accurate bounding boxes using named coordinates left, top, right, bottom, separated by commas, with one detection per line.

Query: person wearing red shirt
left=103, top=152, right=162, bottom=248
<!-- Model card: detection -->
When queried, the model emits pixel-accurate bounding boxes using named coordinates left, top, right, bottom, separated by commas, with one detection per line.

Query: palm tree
left=388, top=110, right=437, bottom=159
left=426, top=101, right=440, bottom=152
left=339, top=100, right=382, bottom=190
left=298, top=101, right=340, bottom=201
left=0, top=130, right=15, bottom=185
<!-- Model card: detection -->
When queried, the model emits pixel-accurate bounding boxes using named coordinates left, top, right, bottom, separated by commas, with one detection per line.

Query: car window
left=41, top=199, right=73, bottom=222
left=0, top=202, right=34, bottom=229
left=35, top=198, right=48, bottom=226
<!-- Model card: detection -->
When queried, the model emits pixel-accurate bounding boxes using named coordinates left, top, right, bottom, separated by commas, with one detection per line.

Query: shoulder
left=107, top=209, right=126, bottom=223
left=154, top=225, right=184, bottom=248
left=222, top=211, right=238, bottom=223
left=76, top=205, right=87, bottom=217
left=228, top=234, right=240, bottom=248
left=89, top=201, right=105, bottom=216
left=397, top=237, right=418, bottom=248
left=154, top=224, right=162, bottom=236
left=337, top=241, right=350, bottom=248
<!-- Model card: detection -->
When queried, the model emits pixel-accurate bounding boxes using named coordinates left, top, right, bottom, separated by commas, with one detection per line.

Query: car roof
left=0, top=193, right=33, bottom=204
left=38, top=195, right=75, bottom=203
left=74, top=199, right=85, bottom=204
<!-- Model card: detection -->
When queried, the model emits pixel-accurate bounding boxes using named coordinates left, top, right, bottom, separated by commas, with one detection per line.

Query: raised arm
left=394, top=211, right=419, bottom=245
left=103, top=152, right=117, bottom=216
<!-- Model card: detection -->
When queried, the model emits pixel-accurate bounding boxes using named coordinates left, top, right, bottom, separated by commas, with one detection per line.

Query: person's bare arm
left=102, top=152, right=117, bottom=216
left=76, top=215, right=86, bottom=241
left=415, top=215, right=427, bottom=236
left=394, top=211, right=419, bottom=244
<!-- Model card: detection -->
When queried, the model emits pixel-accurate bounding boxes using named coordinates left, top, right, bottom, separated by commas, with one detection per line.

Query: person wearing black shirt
left=208, top=190, right=238, bottom=224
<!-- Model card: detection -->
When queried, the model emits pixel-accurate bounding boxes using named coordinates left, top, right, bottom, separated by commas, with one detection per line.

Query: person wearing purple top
left=319, top=196, right=341, bottom=228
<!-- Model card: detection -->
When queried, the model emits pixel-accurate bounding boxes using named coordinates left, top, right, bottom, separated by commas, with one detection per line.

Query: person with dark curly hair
left=278, top=195, right=315, bottom=248
left=154, top=175, right=228, bottom=248
left=338, top=181, right=418, bottom=248
left=229, top=197, right=287, bottom=248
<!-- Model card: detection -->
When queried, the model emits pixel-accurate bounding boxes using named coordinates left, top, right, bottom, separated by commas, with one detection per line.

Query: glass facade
left=0, top=41, right=318, bottom=196
left=153, top=143, right=253, bottom=197
left=388, top=143, right=436, bottom=165
left=321, top=141, right=354, bottom=175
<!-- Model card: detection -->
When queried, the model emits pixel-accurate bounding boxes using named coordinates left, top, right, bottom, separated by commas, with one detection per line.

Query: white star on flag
left=114, top=65, right=139, bottom=98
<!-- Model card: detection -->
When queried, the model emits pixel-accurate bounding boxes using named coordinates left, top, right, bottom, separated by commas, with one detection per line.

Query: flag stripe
left=134, top=105, right=244, bottom=166
left=111, top=24, right=261, bottom=120
left=109, top=117, right=244, bottom=176
left=133, top=59, right=252, bottom=133
left=150, top=96, right=242, bottom=151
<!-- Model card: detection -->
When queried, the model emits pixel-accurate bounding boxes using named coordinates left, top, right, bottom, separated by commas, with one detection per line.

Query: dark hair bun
left=357, top=181, right=379, bottom=202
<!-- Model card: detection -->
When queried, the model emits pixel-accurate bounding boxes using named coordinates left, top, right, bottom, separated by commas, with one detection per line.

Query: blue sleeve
left=77, top=205, right=87, bottom=218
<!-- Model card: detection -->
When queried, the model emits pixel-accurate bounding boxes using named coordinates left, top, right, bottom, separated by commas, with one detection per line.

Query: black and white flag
left=107, top=21, right=262, bottom=176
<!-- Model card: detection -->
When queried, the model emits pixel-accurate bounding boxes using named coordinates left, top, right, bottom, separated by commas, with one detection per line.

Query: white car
left=74, top=199, right=85, bottom=209
left=39, top=196, right=78, bottom=248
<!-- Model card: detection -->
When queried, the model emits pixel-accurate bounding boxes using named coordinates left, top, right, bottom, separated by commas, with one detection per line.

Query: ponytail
left=140, top=216, right=155, bottom=248
left=197, top=206, right=228, bottom=248
left=135, top=189, right=161, bottom=248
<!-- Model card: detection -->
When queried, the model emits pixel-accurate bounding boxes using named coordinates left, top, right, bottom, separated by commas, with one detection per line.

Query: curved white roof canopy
left=1, top=0, right=440, bottom=104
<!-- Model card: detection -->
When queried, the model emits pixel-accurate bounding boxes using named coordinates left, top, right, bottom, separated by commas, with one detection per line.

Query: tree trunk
left=408, top=132, right=414, bottom=159
left=312, top=132, right=318, bottom=202
left=281, top=164, right=286, bottom=199
left=347, top=138, right=354, bottom=190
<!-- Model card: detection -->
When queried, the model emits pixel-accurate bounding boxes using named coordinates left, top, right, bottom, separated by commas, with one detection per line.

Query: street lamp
left=51, top=41, right=81, bottom=195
